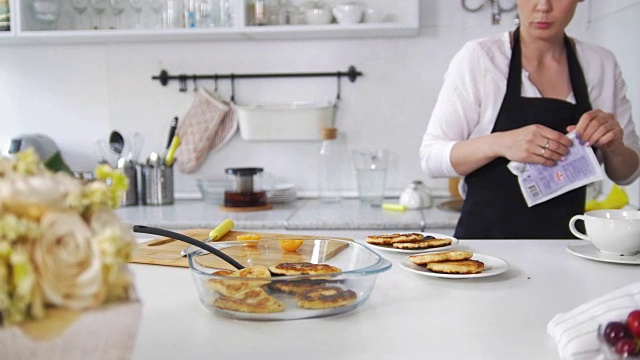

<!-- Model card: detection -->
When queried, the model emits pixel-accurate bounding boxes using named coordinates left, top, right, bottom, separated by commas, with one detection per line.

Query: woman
left=420, top=0, right=640, bottom=239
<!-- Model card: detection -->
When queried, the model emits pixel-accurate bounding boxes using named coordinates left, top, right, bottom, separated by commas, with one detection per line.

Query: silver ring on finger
left=544, top=140, right=550, bottom=149
left=540, top=147, right=546, bottom=156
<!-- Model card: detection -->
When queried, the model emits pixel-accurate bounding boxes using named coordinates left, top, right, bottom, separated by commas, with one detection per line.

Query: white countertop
left=115, top=198, right=460, bottom=231
left=129, top=230, right=639, bottom=360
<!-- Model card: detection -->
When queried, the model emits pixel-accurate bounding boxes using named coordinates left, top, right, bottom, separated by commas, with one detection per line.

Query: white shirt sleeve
left=577, top=41, right=640, bottom=185
left=419, top=41, right=483, bottom=178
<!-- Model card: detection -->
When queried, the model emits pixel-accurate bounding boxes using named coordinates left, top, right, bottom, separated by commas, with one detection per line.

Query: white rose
left=32, top=211, right=104, bottom=310
left=0, top=173, right=82, bottom=219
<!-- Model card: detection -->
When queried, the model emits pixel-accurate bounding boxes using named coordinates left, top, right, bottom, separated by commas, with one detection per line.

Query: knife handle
left=166, top=117, right=178, bottom=149
left=209, top=219, right=235, bottom=240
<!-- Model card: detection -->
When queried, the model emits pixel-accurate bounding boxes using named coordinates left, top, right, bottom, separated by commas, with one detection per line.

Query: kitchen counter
left=115, top=198, right=460, bottom=233
left=128, top=232, right=639, bottom=360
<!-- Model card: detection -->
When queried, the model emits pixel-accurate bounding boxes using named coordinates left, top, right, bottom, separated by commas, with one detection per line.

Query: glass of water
left=351, top=149, right=388, bottom=204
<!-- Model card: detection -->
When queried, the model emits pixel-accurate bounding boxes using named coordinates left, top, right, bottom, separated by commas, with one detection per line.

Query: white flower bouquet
left=0, top=148, right=135, bottom=327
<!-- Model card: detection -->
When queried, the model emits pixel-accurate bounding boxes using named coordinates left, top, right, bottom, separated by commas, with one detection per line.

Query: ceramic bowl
left=302, top=3, right=333, bottom=25
left=332, top=2, right=364, bottom=25
left=188, top=238, right=391, bottom=320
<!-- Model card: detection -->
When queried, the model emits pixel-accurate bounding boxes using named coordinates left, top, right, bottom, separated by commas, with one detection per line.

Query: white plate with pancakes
left=364, top=232, right=459, bottom=254
left=400, top=253, right=510, bottom=279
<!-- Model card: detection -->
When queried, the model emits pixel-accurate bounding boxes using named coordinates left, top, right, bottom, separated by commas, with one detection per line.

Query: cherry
left=614, top=338, right=640, bottom=357
left=627, top=310, right=640, bottom=338
left=604, top=321, right=631, bottom=346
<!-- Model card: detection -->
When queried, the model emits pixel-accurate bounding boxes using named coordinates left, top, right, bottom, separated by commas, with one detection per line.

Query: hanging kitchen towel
left=547, top=281, right=640, bottom=360
left=175, top=88, right=230, bottom=173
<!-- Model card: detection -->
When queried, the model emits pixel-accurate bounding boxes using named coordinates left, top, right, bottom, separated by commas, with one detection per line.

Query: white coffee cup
left=569, top=209, right=640, bottom=256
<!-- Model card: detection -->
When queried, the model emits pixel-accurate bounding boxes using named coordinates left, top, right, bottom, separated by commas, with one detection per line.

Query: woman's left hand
left=567, top=109, right=625, bottom=154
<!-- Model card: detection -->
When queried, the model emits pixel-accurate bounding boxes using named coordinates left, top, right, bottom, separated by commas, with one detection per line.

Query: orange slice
left=279, top=239, right=304, bottom=252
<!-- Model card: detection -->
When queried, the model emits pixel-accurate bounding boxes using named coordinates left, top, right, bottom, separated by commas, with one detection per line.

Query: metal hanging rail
left=151, top=65, right=363, bottom=101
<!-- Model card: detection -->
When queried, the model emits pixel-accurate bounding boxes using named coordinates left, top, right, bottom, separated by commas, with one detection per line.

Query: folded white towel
left=547, top=282, right=640, bottom=360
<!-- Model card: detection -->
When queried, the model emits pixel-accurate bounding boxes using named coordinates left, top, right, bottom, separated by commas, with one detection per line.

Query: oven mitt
left=210, top=97, right=238, bottom=154
left=175, top=88, right=233, bottom=173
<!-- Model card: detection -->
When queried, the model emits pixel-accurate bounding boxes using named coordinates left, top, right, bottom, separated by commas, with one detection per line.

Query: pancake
left=208, top=265, right=272, bottom=296
left=268, top=281, right=326, bottom=295
left=296, top=286, right=357, bottom=309
left=268, top=262, right=342, bottom=276
left=426, top=260, right=485, bottom=274
left=392, top=238, right=452, bottom=249
left=366, top=233, right=424, bottom=245
left=213, top=288, right=285, bottom=313
left=408, top=250, right=473, bottom=265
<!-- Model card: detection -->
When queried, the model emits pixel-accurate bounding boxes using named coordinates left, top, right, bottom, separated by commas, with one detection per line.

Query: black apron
left=454, top=28, right=593, bottom=239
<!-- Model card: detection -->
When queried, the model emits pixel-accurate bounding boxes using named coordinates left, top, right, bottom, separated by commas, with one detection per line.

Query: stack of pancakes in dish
left=209, top=262, right=357, bottom=313
left=408, top=251, right=485, bottom=274
left=366, top=233, right=452, bottom=250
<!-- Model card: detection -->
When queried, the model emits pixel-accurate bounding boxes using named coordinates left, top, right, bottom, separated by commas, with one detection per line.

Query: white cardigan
left=420, top=31, right=640, bottom=186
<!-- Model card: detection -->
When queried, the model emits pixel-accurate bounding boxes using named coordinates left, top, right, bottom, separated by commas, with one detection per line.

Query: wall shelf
left=1, top=0, right=419, bottom=44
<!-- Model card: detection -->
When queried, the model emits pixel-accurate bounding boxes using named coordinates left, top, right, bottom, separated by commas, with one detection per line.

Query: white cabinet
left=1, top=0, right=418, bottom=43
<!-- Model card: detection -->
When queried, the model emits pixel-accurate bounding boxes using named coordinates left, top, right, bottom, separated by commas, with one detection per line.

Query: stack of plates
left=267, top=183, right=297, bottom=203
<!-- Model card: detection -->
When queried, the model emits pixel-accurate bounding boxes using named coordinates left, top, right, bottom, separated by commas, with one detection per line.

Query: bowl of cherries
left=600, top=309, right=640, bottom=359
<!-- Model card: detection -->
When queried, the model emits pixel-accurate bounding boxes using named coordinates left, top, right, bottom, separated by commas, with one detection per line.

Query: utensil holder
left=141, top=165, right=174, bottom=205
left=120, top=163, right=139, bottom=206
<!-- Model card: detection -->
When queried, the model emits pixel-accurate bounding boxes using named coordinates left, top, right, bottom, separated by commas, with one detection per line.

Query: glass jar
left=29, top=0, right=62, bottom=30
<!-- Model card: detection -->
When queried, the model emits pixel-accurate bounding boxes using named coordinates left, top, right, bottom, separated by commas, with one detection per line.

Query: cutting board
left=131, top=229, right=353, bottom=270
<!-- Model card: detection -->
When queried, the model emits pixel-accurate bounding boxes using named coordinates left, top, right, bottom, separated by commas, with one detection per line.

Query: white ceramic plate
left=400, top=253, right=510, bottom=279
left=566, top=242, right=640, bottom=265
left=365, top=232, right=458, bottom=254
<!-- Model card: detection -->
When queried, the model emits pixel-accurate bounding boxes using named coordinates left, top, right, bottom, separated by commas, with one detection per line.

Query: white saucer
left=566, top=242, right=640, bottom=265
left=400, top=253, right=510, bottom=279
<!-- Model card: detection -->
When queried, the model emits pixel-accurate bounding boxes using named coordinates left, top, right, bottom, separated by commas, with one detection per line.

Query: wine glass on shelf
left=89, top=0, right=108, bottom=29
left=128, top=0, right=144, bottom=28
left=147, top=0, right=162, bottom=28
left=69, top=0, right=89, bottom=29
left=110, top=0, right=126, bottom=29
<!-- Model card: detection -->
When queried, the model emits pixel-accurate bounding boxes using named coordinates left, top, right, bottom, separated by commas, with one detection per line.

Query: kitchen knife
left=166, top=117, right=179, bottom=149
left=164, top=134, right=181, bottom=167
left=180, top=219, right=235, bottom=257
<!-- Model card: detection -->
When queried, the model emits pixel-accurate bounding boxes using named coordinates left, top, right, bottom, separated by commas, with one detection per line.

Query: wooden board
left=130, top=229, right=353, bottom=270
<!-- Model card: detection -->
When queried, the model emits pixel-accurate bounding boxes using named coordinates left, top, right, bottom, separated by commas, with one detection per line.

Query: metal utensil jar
left=120, top=161, right=139, bottom=206
left=141, top=164, right=174, bottom=205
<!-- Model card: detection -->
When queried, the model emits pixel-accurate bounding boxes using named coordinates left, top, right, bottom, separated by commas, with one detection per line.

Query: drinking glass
left=110, top=0, right=126, bottom=28
left=351, top=149, right=388, bottom=204
left=147, top=0, right=162, bottom=28
left=69, top=0, right=90, bottom=29
left=29, top=0, right=62, bottom=30
left=89, top=0, right=108, bottom=28
left=163, top=0, right=183, bottom=28
left=128, top=0, right=144, bottom=28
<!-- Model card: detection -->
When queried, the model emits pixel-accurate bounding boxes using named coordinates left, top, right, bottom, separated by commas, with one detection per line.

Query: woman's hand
left=497, top=124, right=573, bottom=166
left=568, top=109, right=639, bottom=182
left=567, top=109, right=625, bottom=155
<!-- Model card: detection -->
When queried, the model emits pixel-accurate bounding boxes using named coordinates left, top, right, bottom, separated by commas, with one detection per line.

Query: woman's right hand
left=496, top=124, right=573, bottom=166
